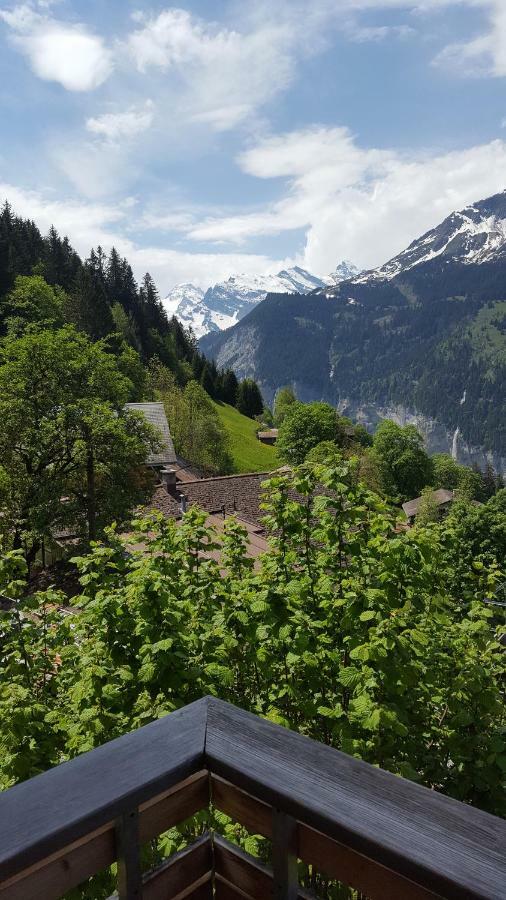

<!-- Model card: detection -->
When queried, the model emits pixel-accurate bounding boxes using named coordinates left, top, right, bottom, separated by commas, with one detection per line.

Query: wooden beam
left=214, top=874, right=254, bottom=899
left=298, top=823, right=442, bottom=900
left=205, top=698, right=506, bottom=900
left=116, top=809, right=142, bottom=900
left=0, top=698, right=208, bottom=883
left=0, top=823, right=115, bottom=900
left=142, top=834, right=212, bottom=900
left=211, top=776, right=271, bottom=838
left=213, top=835, right=273, bottom=899
left=139, top=772, right=209, bottom=844
left=272, top=811, right=298, bottom=900
left=0, top=773, right=209, bottom=900
left=211, top=776, right=441, bottom=899
left=213, top=836, right=313, bottom=900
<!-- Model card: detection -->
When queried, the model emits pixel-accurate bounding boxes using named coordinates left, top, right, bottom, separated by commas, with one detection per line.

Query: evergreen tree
left=221, top=369, right=238, bottom=406
left=236, top=378, right=264, bottom=419
left=200, top=363, right=215, bottom=397
left=66, top=265, right=114, bottom=340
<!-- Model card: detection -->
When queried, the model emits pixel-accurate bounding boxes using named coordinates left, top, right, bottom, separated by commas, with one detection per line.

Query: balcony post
left=272, top=809, right=298, bottom=900
left=116, top=809, right=142, bottom=899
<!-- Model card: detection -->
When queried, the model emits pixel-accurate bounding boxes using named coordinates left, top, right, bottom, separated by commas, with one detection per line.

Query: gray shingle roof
left=402, top=488, right=454, bottom=519
left=125, top=402, right=176, bottom=467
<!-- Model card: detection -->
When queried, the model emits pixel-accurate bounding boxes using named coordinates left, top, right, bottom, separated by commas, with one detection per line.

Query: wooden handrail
left=0, top=697, right=504, bottom=900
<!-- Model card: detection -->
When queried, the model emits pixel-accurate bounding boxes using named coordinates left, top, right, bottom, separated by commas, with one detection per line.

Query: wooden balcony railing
left=0, top=697, right=504, bottom=900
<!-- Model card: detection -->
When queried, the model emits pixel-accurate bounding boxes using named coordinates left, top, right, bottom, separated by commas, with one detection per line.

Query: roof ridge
left=180, top=472, right=271, bottom=486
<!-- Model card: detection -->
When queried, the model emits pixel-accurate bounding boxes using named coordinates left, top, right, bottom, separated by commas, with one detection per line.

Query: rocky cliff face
left=336, top=401, right=506, bottom=474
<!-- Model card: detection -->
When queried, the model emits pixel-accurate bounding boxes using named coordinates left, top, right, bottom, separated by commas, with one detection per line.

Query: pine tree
left=200, top=363, right=215, bottom=397
left=66, top=265, right=114, bottom=340
left=221, top=369, right=238, bottom=405
left=236, top=378, right=264, bottom=418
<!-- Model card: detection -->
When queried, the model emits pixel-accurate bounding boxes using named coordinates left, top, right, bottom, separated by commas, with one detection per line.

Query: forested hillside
left=0, top=201, right=211, bottom=380
left=202, top=195, right=506, bottom=470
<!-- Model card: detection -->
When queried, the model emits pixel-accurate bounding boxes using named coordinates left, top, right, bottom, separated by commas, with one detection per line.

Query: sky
left=2, top=1, right=506, bottom=292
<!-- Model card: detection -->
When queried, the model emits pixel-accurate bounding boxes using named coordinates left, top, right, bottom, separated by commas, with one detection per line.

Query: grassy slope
left=213, top=401, right=279, bottom=473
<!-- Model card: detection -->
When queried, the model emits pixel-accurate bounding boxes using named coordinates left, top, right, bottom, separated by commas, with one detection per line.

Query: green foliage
left=0, top=326, right=158, bottom=561
left=213, top=400, right=279, bottom=473
left=0, top=463, right=503, bottom=826
left=163, top=380, right=232, bottom=474
left=0, top=275, right=64, bottom=335
left=437, top=491, right=506, bottom=606
left=220, top=369, right=239, bottom=406
left=415, top=487, right=440, bottom=525
left=431, top=453, right=487, bottom=501
left=236, top=378, right=264, bottom=419
left=273, top=385, right=297, bottom=426
left=372, top=420, right=433, bottom=501
left=277, top=402, right=342, bottom=465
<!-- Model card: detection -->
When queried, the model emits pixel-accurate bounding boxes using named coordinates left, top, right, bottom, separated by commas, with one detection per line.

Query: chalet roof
left=125, top=402, right=176, bottom=467
left=149, top=472, right=271, bottom=527
left=402, top=488, right=454, bottom=519
left=257, top=429, right=278, bottom=439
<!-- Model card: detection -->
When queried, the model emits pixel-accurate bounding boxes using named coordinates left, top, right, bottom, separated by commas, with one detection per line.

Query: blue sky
left=1, top=0, right=506, bottom=291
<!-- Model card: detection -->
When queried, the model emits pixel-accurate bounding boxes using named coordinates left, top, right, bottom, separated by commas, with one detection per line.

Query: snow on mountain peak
left=162, top=264, right=334, bottom=338
left=354, top=190, right=506, bottom=285
left=326, top=260, right=361, bottom=284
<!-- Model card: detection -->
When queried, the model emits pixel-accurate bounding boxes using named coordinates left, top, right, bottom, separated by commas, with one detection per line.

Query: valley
left=201, top=191, right=506, bottom=471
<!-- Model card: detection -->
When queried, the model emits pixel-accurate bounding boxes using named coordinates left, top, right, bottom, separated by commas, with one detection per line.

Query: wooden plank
left=116, top=809, right=142, bottom=900
left=139, top=771, right=209, bottom=843
left=205, top=697, right=506, bottom=900
left=0, top=772, right=210, bottom=900
left=213, top=836, right=313, bottom=900
left=215, top=874, right=254, bottom=899
left=213, top=835, right=272, bottom=900
left=298, top=823, right=442, bottom=900
left=142, top=834, right=212, bottom=900
left=183, top=880, right=213, bottom=900
left=211, top=778, right=440, bottom=900
left=272, top=811, right=298, bottom=900
left=0, top=822, right=115, bottom=900
left=0, top=697, right=208, bottom=883
left=211, top=776, right=272, bottom=838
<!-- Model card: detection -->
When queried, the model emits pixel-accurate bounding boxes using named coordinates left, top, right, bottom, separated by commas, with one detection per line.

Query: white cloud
left=433, top=0, right=506, bottom=77
left=86, top=100, right=154, bottom=141
left=184, top=127, right=506, bottom=274
left=123, top=8, right=301, bottom=130
left=0, top=180, right=289, bottom=290
left=0, top=3, right=113, bottom=90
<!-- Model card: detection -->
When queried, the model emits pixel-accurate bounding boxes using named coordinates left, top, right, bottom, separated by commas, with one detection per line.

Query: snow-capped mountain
left=163, top=282, right=237, bottom=338
left=326, top=260, right=361, bottom=284
left=163, top=262, right=360, bottom=338
left=354, top=190, right=506, bottom=285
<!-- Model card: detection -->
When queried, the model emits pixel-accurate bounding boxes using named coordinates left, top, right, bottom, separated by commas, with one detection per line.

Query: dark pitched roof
left=149, top=472, right=271, bottom=527
left=402, top=488, right=454, bottom=519
left=125, top=402, right=176, bottom=467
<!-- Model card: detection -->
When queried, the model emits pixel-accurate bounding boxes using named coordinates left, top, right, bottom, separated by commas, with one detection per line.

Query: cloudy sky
left=1, top=0, right=506, bottom=291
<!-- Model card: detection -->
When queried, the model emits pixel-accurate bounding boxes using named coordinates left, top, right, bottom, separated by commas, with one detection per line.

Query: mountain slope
left=213, top=401, right=279, bottom=473
left=201, top=191, right=506, bottom=471
left=163, top=262, right=359, bottom=339
left=347, top=191, right=506, bottom=286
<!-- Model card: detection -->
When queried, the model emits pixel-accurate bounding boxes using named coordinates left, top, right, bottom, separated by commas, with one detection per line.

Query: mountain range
left=200, top=191, right=506, bottom=472
left=163, top=261, right=359, bottom=339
